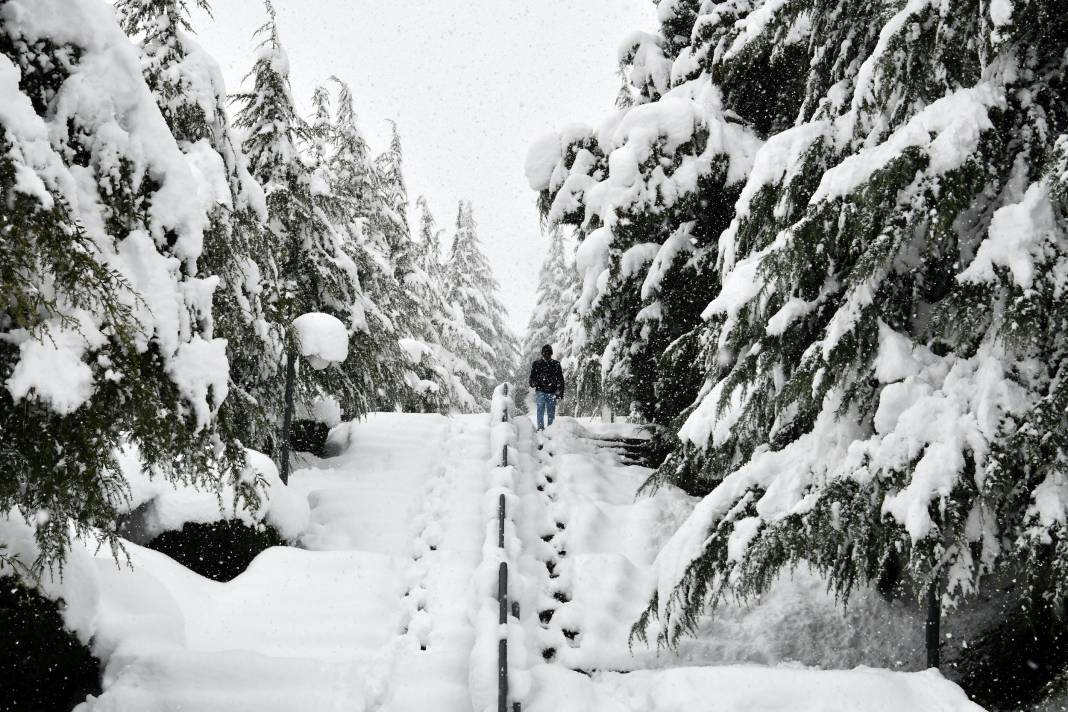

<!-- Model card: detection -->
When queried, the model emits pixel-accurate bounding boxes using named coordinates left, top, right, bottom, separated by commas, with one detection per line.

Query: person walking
left=529, top=344, right=565, bottom=430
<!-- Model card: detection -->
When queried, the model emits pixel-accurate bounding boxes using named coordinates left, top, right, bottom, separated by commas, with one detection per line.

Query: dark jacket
left=529, top=357, right=565, bottom=397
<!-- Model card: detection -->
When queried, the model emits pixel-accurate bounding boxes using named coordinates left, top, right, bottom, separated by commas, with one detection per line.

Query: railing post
left=498, top=561, right=508, bottom=712
left=498, top=494, right=505, bottom=549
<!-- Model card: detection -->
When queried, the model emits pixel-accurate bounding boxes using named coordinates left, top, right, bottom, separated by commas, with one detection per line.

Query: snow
left=960, top=182, right=1061, bottom=290
left=640, top=222, right=695, bottom=299
left=167, top=336, right=230, bottom=430
left=813, top=85, right=1004, bottom=205
left=5, top=315, right=107, bottom=415
left=526, top=665, right=983, bottom=712
left=526, top=133, right=564, bottom=191
left=765, top=297, right=818, bottom=337
left=292, top=312, right=349, bottom=369
left=989, top=0, right=1014, bottom=26
left=620, top=242, right=661, bottom=280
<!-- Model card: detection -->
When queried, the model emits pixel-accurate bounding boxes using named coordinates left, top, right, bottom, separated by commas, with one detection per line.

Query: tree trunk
left=279, top=347, right=297, bottom=486
left=926, top=578, right=941, bottom=669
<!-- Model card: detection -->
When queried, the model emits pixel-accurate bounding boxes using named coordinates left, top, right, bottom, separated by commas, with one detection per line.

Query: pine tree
left=115, top=0, right=281, bottom=454
left=320, top=81, right=421, bottom=412
left=0, top=0, right=248, bottom=567
left=608, top=0, right=1068, bottom=661
left=444, top=202, right=519, bottom=410
left=232, top=1, right=366, bottom=481
left=405, top=197, right=459, bottom=411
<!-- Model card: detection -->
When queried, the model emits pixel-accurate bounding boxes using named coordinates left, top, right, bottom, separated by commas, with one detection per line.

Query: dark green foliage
left=145, top=520, right=285, bottom=583
left=289, top=419, right=330, bottom=457
left=952, top=598, right=1068, bottom=711
left=0, top=576, right=101, bottom=712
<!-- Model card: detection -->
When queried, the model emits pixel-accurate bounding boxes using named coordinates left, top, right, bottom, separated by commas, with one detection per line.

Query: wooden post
left=278, top=347, right=297, bottom=486
left=925, top=578, right=941, bottom=669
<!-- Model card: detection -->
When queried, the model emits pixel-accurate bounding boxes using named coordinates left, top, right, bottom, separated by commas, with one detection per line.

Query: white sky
left=189, top=0, right=656, bottom=335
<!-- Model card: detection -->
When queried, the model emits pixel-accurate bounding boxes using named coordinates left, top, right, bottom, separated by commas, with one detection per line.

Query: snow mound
left=292, top=312, right=348, bottom=370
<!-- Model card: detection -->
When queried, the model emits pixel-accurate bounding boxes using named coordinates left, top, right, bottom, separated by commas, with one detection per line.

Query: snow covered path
left=83, top=413, right=494, bottom=712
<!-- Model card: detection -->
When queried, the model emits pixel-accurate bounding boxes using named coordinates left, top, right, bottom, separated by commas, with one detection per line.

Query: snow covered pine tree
left=115, top=0, right=282, bottom=455
left=527, top=15, right=757, bottom=430
left=530, top=0, right=1068, bottom=675
left=366, top=121, right=451, bottom=412
left=443, top=201, right=519, bottom=411
left=0, top=0, right=252, bottom=567
left=233, top=1, right=367, bottom=482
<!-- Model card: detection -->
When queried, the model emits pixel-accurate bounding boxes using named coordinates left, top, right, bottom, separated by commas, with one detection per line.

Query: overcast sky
left=189, top=0, right=656, bottom=335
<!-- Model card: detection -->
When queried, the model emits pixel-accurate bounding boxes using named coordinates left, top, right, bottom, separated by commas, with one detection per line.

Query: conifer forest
left=1, top=1, right=1067, bottom=711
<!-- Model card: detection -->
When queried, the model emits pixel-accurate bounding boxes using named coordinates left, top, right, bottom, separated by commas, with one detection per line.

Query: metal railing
left=497, top=384, right=519, bottom=712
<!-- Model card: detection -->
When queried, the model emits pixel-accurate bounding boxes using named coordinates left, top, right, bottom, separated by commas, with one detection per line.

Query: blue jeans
left=535, top=391, right=557, bottom=430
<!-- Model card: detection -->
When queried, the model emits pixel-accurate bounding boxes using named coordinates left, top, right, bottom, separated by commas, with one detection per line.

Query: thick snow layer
left=526, top=133, right=564, bottom=191
left=292, top=312, right=349, bottom=369
left=14, top=412, right=496, bottom=711
left=989, top=0, right=1014, bottom=26
left=522, top=419, right=928, bottom=677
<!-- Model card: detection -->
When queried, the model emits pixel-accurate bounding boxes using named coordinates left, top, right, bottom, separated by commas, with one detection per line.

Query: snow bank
left=525, top=664, right=984, bottom=712
left=292, top=312, right=349, bottom=370
left=0, top=511, right=102, bottom=645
